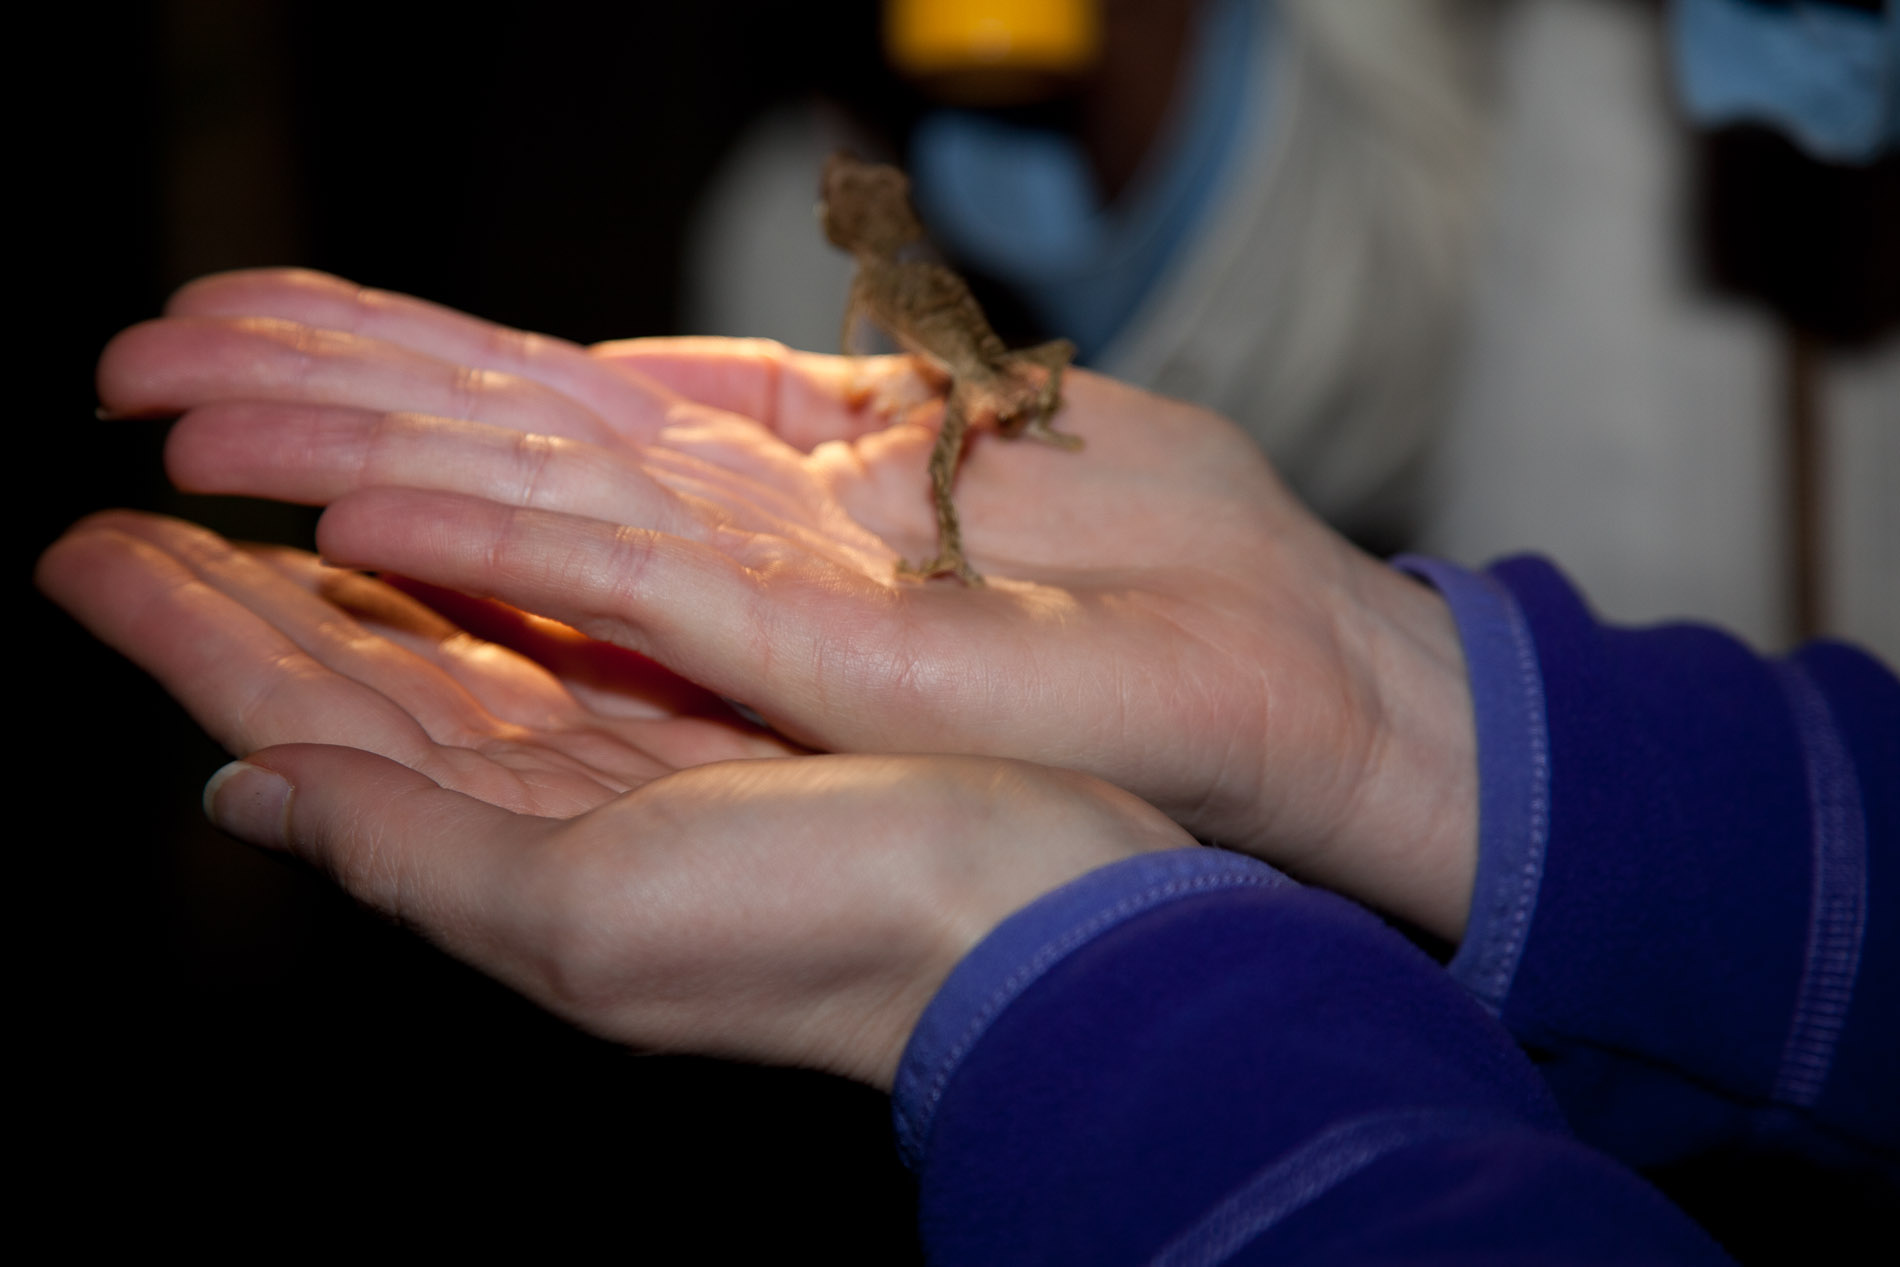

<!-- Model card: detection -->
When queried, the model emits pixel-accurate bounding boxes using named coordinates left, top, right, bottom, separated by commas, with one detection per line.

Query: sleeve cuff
left=891, top=846, right=1292, bottom=1168
left=1390, top=555, right=1553, bottom=1011
left=1400, top=552, right=1896, bottom=1167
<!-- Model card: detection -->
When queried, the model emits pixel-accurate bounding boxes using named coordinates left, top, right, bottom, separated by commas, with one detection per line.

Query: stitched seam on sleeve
left=1388, top=558, right=1552, bottom=1015
left=1768, top=659, right=1870, bottom=1109
left=1144, top=1108, right=1500, bottom=1267
left=1481, top=580, right=1551, bottom=1007
left=1455, top=571, right=1552, bottom=1013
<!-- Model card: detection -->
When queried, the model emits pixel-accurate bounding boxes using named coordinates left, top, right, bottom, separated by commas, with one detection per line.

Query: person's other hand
left=36, top=512, right=1184, bottom=1086
left=100, top=269, right=1477, bottom=938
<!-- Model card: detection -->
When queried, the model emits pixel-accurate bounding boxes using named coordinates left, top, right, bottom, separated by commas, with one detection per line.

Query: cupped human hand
left=99, top=268, right=1477, bottom=938
left=36, top=511, right=1185, bottom=1086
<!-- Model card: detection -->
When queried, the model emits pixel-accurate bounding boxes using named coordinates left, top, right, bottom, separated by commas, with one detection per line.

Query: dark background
left=31, top=1, right=930, bottom=1254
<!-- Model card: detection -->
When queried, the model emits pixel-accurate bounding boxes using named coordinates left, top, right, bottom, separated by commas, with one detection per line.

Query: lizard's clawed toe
left=897, top=555, right=986, bottom=587
left=1030, top=423, right=1084, bottom=450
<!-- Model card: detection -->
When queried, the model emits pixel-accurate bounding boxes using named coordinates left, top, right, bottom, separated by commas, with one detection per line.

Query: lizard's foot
left=846, top=363, right=939, bottom=422
left=996, top=342, right=1080, bottom=449
left=1020, top=412, right=1084, bottom=450
left=897, top=553, right=986, bottom=587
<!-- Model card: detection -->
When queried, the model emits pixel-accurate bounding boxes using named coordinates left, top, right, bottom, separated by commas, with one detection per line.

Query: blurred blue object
left=908, top=0, right=1265, bottom=359
left=1672, top=0, right=1899, bottom=163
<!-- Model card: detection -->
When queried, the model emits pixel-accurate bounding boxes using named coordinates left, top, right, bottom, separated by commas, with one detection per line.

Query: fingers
left=315, top=487, right=759, bottom=666
left=99, top=314, right=627, bottom=446
left=372, top=576, right=741, bottom=723
left=164, top=268, right=670, bottom=431
left=165, top=401, right=704, bottom=540
left=591, top=337, right=934, bottom=451
left=40, top=511, right=701, bottom=783
left=37, top=514, right=447, bottom=765
left=314, top=487, right=891, bottom=727
left=240, top=544, right=616, bottom=730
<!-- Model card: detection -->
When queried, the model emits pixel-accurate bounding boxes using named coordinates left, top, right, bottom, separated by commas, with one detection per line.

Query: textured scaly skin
left=821, top=153, right=1078, bottom=585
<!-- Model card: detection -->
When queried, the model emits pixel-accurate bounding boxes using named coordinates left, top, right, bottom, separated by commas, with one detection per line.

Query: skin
left=95, top=267, right=1479, bottom=943
left=822, top=153, right=1080, bottom=585
left=36, top=511, right=1187, bottom=1088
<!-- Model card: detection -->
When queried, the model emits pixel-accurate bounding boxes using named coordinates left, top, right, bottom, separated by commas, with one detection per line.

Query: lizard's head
left=820, top=152, right=926, bottom=254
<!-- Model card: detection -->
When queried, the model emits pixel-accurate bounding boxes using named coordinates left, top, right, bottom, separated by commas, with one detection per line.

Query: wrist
left=1347, top=557, right=1480, bottom=940
left=850, top=760, right=1200, bottom=1089
left=1255, top=547, right=1479, bottom=942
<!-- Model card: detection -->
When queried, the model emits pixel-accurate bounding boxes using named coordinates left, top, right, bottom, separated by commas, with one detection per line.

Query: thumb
left=202, top=744, right=543, bottom=938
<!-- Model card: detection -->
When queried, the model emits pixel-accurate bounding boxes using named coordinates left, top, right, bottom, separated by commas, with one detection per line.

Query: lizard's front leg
left=897, top=396, right=983, bottom=585
left=840, top=275, right=873, bottom=357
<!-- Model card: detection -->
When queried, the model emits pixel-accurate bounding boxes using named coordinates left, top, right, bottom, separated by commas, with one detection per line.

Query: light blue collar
left=908, top=0, right=1268, bottom=360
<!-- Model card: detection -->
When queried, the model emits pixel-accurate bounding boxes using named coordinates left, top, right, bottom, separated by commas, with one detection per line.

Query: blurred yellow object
left=885, top=0, right=1102, bottom=102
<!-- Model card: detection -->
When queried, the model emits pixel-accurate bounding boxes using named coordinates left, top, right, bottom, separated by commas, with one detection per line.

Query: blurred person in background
left=689, top=0, right=1897, bottom=659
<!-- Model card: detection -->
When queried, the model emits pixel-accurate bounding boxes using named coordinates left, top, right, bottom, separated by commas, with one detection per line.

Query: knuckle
left=448, top=364, right=487, bottom=421
left=510, top=430, right=559, bottom=506
left=601, top=525, right=659, bottom=603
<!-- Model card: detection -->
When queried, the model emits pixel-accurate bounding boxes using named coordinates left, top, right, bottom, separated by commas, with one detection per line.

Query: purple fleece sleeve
left=894, top=849, right=1731, bottom=1265
left=1398, top=554, right=1898, bottom=1175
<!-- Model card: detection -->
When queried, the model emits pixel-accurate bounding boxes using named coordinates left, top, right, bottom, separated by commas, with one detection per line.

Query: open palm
left=99, top=269, right=1476, bottom=936
left=41, top=511, right=802, bottom=817
left=39, top=511, right=1187, bottom=1084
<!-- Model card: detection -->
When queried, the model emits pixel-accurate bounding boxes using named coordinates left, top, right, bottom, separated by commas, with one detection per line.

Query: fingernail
left=203, top=760, right=293, bottom=849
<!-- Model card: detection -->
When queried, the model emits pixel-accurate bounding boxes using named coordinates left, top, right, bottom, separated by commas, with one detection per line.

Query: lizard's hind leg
left=1011, top=338, right=1081, bottom=449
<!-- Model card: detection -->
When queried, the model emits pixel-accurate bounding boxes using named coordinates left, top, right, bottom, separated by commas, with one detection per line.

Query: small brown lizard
left=821, top=152, right=1079, bottom=585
